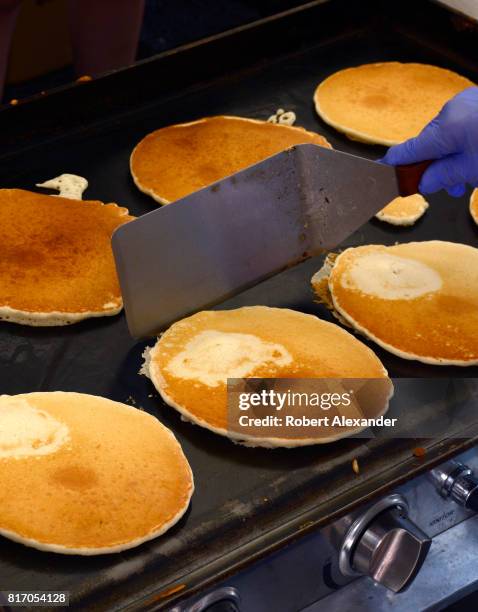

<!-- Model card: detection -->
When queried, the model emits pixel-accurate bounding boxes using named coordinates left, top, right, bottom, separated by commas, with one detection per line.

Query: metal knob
left=352, top=507, right=431, bottom=592
left=339, top=494, right=431, bottom=593
left=430, top=461, right=478, bottom=512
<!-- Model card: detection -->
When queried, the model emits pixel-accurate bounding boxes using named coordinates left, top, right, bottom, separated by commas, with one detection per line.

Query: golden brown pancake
left=130, top=116, right=331, bottom=204
left=376, top=194, right=429, bottom=226
left=314, top=63, right=474, bottom=145
left=144, top=306, right=391, bottom=447
left=470, top=189, right=478, bottom=225
left=0, top=392, right=193, bottom=554
left=0, top=189, right=134, bottom=325
left=312, top=241, right=478, bottom=365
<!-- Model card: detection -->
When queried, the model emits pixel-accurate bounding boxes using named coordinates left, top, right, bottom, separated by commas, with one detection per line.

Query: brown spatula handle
left=396, top=160, right=433, bottom=197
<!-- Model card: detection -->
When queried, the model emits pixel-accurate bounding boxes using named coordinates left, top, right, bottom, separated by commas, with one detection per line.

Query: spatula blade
left=112, top=144, right=401, bottom=337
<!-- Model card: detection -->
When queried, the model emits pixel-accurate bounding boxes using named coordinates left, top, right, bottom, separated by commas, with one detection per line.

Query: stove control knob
left=339, top=494, right=431, bottom=593
left=351, top=506, right=431, bottom=592
left=430, top=461, right=478, bottom=512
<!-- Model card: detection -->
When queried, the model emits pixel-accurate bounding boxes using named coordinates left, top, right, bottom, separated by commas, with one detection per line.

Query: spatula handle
left=396, top=160, right=433, bottom=197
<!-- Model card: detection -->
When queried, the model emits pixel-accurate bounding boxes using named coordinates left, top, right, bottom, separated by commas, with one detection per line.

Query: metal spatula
left=112, top=144, right=430, bottom=337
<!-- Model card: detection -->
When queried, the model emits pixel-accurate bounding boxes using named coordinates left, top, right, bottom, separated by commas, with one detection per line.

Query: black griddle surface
left=1, top=1, right=478, bottom=609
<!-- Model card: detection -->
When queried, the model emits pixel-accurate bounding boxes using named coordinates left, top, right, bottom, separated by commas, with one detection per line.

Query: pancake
left=130, top=116, right=331, bottom=204
left=144, top=306, right=391, bottom=447
left=376, top=194, right=429, bottom=226
left=470, top=189, right=478, bottom=225
left=314, top=62, right=474, bottom=146
left=0, top=392, right=193, bottom=554
left=0, top=189, right=134, bottom=326
left=312, top=241, right=478, bottom=365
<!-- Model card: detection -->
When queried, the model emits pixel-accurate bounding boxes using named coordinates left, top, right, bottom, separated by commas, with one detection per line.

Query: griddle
left=1, top=0, right=478, bottom=609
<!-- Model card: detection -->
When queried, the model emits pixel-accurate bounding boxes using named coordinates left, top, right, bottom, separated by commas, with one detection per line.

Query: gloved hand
left=381, top=86, right=478, bottom=197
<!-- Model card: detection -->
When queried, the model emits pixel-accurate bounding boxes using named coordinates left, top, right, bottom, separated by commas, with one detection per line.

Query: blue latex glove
left=381, top=86, right=478, bottom=197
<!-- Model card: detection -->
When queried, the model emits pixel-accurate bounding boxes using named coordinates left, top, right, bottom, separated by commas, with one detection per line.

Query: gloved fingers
left=380, top=120, right=446, bottom=166
left=419, top=153, right=469, bottom=195
left=445, top=184, right=466, bottom=198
